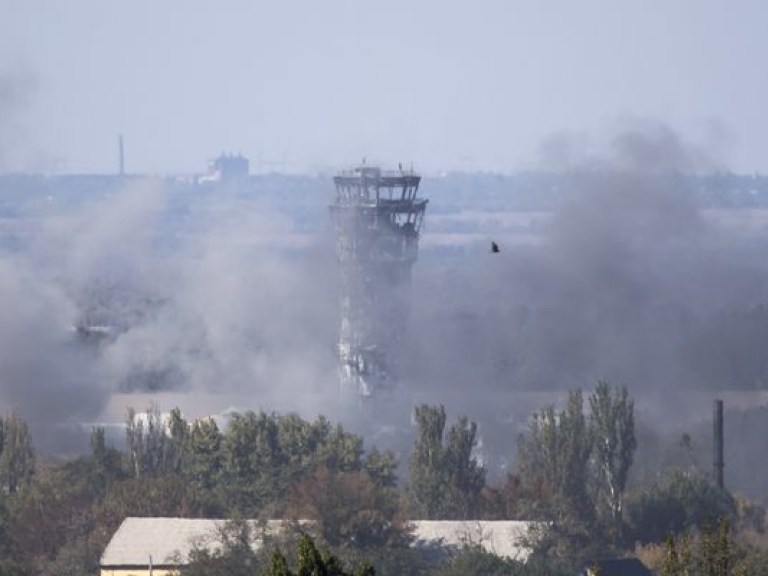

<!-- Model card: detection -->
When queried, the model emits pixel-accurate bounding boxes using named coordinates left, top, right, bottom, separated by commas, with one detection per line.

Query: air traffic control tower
left=330, top=165, right=428, bottom=396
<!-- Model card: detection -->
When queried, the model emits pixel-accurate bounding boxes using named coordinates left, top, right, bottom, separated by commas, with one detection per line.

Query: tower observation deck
left=330, top=165, right=428, bottom=396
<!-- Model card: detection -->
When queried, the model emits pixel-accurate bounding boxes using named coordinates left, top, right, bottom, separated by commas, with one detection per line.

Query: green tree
left=8, top=459, right=109, bottom=575
left=409, top=405, right=485, bottom=519
left=410, top=404, right=447, bottom=518
left=516, top=390, right=615, bottom=566
left=266, top=549, right=293, bottom=576
left=588, top=381, right=636, bottom=524
left=443, top=416, right=486, bottom=519
left=166, top=407, right=190, bottom=475
left=0, top=492, right=14, bottom=564
left=362, top=448, right=398, bottom=489
left=430, top=545, right=555, bottom=576
left=277, top=413, right=316, bottom=485
left=89, top=426, right=123, bottom=493
left=125, top=407, right=143, bottom=478
left=290, top=466, right=409, bottom=550
left=700, top=519, right=734, bottom=576
left=187, top=417, right=224, bottom=493
left=0, top=413, right=35, bottom=493
left=659, top=520, right=746, bottom=576
left=221, top=411, right=285, bottom=514
left=125, top=405, right=171, bottom=478
left=626, top=470, right=735, bottom=544
left=317, top=423, right=364, bottom=474
left=516, top=391, right=592, bottom=519
left=143, top=404, right=169, bottom=475
left=297, top=533, right=326, bottom=576
left=660, top=535, right=680, bottom=576
left=185, top=519, right=260, bottom=576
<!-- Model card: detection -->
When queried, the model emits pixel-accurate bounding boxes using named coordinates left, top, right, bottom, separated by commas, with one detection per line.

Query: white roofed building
left=409, top=520, right=537, bottom=562
left=100, top=517, right=539, bottom=575
left=99, top=517, right=293, bottom=576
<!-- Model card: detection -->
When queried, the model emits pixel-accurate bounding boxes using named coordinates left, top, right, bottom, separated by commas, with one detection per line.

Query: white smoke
left=0, top=176, right=342, bottom=450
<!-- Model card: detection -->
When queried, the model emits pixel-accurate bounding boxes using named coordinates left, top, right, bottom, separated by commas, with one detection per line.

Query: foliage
left=410, top=404, right=447, bottom=519
left=443, top=416, right=487, bottom=518
left=2, top=397, right=768, bottom=576
left=362, top=448, right=398, bottom=489
left=516, top=390, right=593, bottom=520
left=6, top=456, right=115, bottom=575
left=185, top=518, right=263, bottom=576
left=429, top=545, right=557, bottom=576
left=0, top=413, right=35, bottom=493
left=409, top=405, right=485, bottom=519
left=220, top=411, right=285, bottom=514
left=734, top=545, right=768, bottom=576
left=289, top=466, right=409, bottom=550
left=588, top=381, right=636, bottom=525
left=357, top=546, right=431, bottom=576
left=660, top=519, right=747, bottom=576
left=89, top=426, right=124, bottom=493
left=216, top=411, right=369, bottom=516
left=186, top=416, right=225, bottom=513
left=627, top=469, right=735, bottom=544
left=125, top=404, right=171, bottom=478
left=167, top=407, right=190, bottom=475
left=515, top=383, right=637, bottom=564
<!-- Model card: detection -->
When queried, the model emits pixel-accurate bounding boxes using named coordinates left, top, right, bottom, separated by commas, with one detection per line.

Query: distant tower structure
left=118, top=134, right=125, bottom=176
left=200, top=153, right=249, bottom=183
left=330, top=164, right=428, bottom=396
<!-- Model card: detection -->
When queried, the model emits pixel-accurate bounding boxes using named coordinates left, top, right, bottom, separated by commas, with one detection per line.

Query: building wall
left=100, top=568, right=178, bottom=576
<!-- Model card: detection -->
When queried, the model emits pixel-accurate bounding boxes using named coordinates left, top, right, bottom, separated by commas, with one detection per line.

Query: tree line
left=1, top=381, right=767, bottom=575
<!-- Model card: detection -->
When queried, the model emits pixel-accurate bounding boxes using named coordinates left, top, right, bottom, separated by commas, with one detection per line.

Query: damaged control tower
left=330, top=165, right=428, bottom=396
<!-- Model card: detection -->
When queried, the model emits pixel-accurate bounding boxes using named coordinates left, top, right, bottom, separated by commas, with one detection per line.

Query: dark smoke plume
left=407, top=122, right=768, bottom=417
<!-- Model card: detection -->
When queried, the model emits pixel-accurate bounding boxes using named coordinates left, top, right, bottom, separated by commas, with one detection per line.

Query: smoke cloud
left=0, top=178, right=342, bottom=451
left=2, top=119, right=768, bottom=496
left=407, top=122, right=768, bottom=428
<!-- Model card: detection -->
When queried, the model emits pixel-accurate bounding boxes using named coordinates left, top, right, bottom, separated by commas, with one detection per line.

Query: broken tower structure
left=330, top=165, right=428, bottom=395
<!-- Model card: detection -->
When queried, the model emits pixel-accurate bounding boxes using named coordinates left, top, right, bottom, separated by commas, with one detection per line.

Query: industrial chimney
left=713, top=398, right=724, bottom=489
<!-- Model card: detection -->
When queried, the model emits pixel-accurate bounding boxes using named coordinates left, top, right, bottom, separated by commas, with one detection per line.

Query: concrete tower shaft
left=330, top=166, right=428, bottom=395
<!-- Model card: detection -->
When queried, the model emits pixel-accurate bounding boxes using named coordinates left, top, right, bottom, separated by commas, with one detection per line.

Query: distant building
left=99, top=517, right=538, bottom=575
left=199, top=153, right=249, bottom=183
left=99, top=517, right=295, bottom=575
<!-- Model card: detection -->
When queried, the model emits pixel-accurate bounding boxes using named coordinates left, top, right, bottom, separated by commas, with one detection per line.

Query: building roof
left=409, top=520, right=537, bottom=562
left=101, top=517, right=539, bottom=568
left=100, top=517, right=289, bottom=568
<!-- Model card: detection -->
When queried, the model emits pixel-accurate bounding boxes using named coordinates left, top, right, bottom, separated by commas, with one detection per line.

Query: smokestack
left=118, top=134, right=125, bottom=176
left=713, top=398, right=724, bottom=489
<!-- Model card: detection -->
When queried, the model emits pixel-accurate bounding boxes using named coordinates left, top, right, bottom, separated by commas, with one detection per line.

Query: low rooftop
left=100, top=517, right=538, bottom=568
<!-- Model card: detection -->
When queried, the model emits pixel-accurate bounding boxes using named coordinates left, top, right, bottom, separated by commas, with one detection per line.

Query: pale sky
left=1, top=0, right=766, bottom=174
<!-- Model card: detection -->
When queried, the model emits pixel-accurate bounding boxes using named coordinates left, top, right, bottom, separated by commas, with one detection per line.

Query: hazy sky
left=2, top=0, right=766, bottom=174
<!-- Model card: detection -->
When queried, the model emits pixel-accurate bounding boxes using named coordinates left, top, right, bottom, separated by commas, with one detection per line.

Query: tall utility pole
left=330, top=165, right=428, bottom=396
left=118, top=134, right=125, bottom=176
